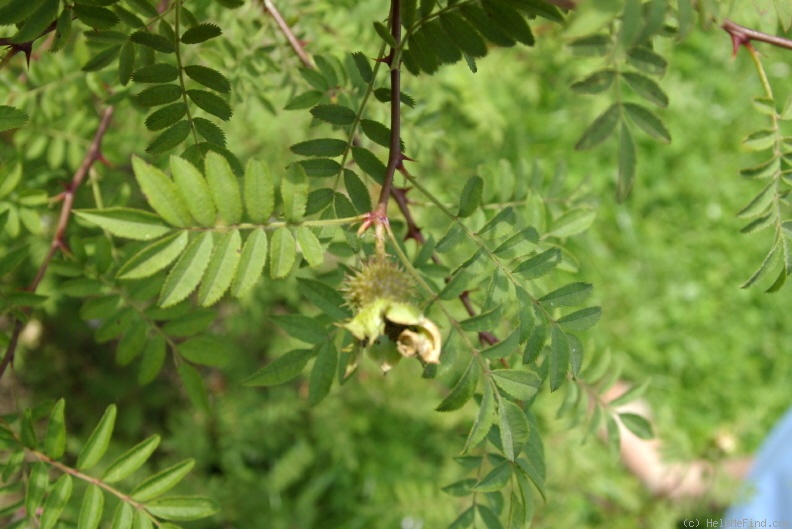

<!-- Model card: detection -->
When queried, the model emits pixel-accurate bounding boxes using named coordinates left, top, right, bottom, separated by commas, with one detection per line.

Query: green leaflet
left=178, top=335, right=233, bottom=367
left=244, top=348, right=315, bottom=386
left=178, top=363, right=210, bottom=410
left=43, top=399, right=66, bottom=459
left=557, top=306, right=602, bottom=332
left=130, top=29, right=174, bottom=52
left=464, top=381, right=496, bottom=452
left=620, top=412, right=654, bottom=439
left=159, top=232, right=215, bottom=307
left=26, top=462, right=48, bottom=516
left=623, top=102, right=671, bottom=143
left=480, top=330, right=520, bottom=362
left=492, top=369, right=541, bottom=400
left=231, top=228, right=268, bottom=297
left=343, top=169, right=371, bottom=213
left=0, top=106, right=28, bottom=133
left=146, top=103, right=187, bottom=131
left=77, top=404, right=117, bottom=470
left=117, top=231, right=189, bottom=280
left=622, top=71, right=669, bottom=108
left=311, top=104, right=356, bottom=125
left=512, top=248, right=561, bottom=279
left=549, top=326, right=569, bottom=391
left=575, top=103, right=620, bottom=150
left=146, top=121, right=191, bottom=155
left=205, top=152, right=242, bottom=224
left=295, top=227, right=324, bottom=268
left=145, top=496, right=219, bottom=521
left=133, top=63, right=179, bottom=83
left=194, top=117, right=226, bottom=147
left=539, top=282, right=593, bottom=307
left=75, top=208, right=172, bottom=240
left=499, top=400, right=529, bottom=461
left=131, top=459, right=195, bottom=502
left=184, top=65, right=230, bottom=93
left=181, top=22, right=221, bottom=44
left=132, top=157, right=193, bottom=227
left=170, top=156, right=217, bottom=226
left=351, top=51, right=373, bottom=83
left=458, top=175, right=483, bottom=218
left=618, top=122, right=637, bottom=202
left=198, top=229, right=241, bottom=306
left=77, top=485, right=104, bottom=529
left=116, top=320, right=147, bottom=366
left=297, top=279, right=350, bottom=320
left=271, top=315, right=326, bottom=345
left=309, top=342, right=338, bottom=406
left=40, top=474, right=72, bottom=529
left=570, top=69, right=616, bottom=95
left=548, top=207, right=596, bottom=238
left=269, top=227, right=296, bottom=279
left=291, top=138, right=347, bottom=158
left=282, top=164, right=308, bottom=222
left=187, top=89, right=232, bottom=121
left=459, top=305, right=503, bottom=332
left=436, top=359, right=479, bottom=412
left=243, top=158, right=275, bottom=223
left=471, top=460, right=512, bottom=492
left=102, top=434, right=161, bottom=483
left=138, top=333, right=166, bottom=384
left=110, top=502, right=133, bottom=529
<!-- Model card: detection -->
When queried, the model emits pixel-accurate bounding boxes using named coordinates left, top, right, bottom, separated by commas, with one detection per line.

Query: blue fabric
left=725, top=406, right=792, bottom=522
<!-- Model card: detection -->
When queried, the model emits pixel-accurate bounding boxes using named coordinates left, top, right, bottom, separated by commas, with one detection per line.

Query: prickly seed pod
left=342, top=257, right=413, bottom=309
left=341, top=258, right=441, bottom=372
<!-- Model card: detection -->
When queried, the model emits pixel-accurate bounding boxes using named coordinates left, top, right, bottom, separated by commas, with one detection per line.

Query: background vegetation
left=2, top=1, right=792, bottom=528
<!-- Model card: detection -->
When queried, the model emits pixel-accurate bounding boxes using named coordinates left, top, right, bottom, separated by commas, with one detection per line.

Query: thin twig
left=375, top=0, right=402, bottom=216
left=722, top=19, right=792, bottom=53
left=0, top=106, right=114, bottom=380
left=262, top=0, right=314, bottom=69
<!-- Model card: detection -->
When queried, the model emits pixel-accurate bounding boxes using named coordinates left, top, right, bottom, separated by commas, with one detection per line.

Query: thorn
left=96, top=153, right=111, bottom=167
left=728, top=30, right=751, bottom=57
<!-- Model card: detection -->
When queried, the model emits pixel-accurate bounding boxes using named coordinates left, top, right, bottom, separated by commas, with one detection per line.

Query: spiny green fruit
left=343, top=257, right=413, bottom=309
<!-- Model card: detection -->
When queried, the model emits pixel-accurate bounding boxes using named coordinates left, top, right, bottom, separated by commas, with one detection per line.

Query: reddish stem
left=0, top=107, right=115, bottom=380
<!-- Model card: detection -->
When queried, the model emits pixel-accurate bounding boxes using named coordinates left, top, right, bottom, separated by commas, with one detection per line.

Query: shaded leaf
left=499, top=400, right=530, bottom=461
left=557, top=306, right=602, bottom=331
left=244, top=349, right=314, bottom=386
left=181, top=22, right=221, bottom=44
left=436, top=359, right=479, bottom=412
left=575, top=103, right=620, bottom=150
left=492, top=369, right=541, bottom=400
left=309, top=342, right=338, bottom=406
left=187, top=89, right=232, bottom=121
left=179, top=335, right=233, bottom=367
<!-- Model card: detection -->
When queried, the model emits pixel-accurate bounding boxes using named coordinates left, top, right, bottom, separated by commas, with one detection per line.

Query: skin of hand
left=601, top=381, right=753, bottom=499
